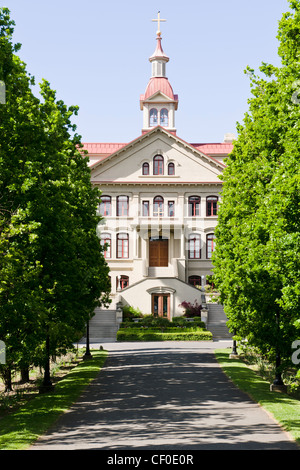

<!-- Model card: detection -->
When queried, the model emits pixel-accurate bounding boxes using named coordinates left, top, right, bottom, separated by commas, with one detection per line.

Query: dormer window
left=160, top=108, right=168, bottom=126
left=142, top=162, right=149, bottom=175
left=168, top=162, right=175, bottom=175
left=150, top=108, right=158, bottom=126
left=153, top=155, right=164, bottom=175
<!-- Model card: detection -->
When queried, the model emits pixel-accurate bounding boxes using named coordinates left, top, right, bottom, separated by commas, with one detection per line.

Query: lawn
left=215, top=348, right=300, bottom=446
left=0, top=349, right=107, bottom=450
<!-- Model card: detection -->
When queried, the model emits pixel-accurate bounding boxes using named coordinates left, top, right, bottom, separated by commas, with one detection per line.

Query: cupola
left=140, top=12, right=178, bottom=134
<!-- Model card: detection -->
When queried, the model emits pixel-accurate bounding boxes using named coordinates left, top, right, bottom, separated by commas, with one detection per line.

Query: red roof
left=191, top=142, right=233, bottom=155
left=149, top=36, right=169, bottom=62
left=141, top=77, right=178, bottom=101
left=81, top=142, right=127, bottom=155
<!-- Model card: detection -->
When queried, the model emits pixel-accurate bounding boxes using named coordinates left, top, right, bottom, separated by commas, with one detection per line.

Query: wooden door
left=149, top=239, right=168, bottom=267
left=152, top=294, right=170, bottom=319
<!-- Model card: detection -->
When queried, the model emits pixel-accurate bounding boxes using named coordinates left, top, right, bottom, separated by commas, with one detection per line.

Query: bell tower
left=140, top=12, right=178, bottom=134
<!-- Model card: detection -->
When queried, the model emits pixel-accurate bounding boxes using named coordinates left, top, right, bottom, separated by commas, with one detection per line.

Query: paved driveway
left=32, top=341, right=299, bottom=450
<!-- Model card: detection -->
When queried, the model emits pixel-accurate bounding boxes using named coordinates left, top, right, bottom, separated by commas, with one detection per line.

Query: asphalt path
left=31, top=341, right=299, bottom=450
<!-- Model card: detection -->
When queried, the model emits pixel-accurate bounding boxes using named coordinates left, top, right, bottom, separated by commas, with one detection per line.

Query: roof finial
left=152, top=11, right=166, bottom=37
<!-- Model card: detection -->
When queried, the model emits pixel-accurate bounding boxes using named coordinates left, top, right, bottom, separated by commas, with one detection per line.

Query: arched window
left=99, top=195, right=111, bottom=217
left=168, top=162, right=175, bottom=175
left=160, top=108, right=169, bottom=126
left=117, top=275, right=129, bottom=290
left=117, top=195, right=129, bottom=216
left=117, top=233, right=129, bottom=258
left=188, top=275, right=202, bottom=287
left=153, top=155, right=164, bottom=175
left=142, top=162, right=149, bottom=175
left=188, top=196, right=200, bottom=217
left=206, top=233, right=216, bottom=259
left=153, top=195, right=164, bottom=217
left=206, top=196, right=218, bottom=216
left=188, top=234, right=201, bottom=259
left=150, top=108, right=158, bottom=126
left=100, top=233, right=111, bottom=258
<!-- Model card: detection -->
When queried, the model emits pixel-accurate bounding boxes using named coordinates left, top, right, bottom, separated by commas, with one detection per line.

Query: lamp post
left=229, top=329, right=239, bottom=359
left=83, top=320, right=92, bottom=360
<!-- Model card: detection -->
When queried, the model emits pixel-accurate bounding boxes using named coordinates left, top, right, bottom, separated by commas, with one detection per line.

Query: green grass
left=0, top=349, right=107, bottom=450
left=215, top=349, right=300, bottom=446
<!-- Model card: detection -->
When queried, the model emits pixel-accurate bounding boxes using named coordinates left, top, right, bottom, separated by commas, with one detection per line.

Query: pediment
left=90, top=127, right=225, bottom=184
left=145, top=91, right=175, bottom=103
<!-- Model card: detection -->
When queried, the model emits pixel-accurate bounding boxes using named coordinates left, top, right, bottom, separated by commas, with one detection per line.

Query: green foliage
left=117, top=329, right=212, bottom=342
left=0, top=8, right=111, bottom=387
left=212, top=1, right=300, bottom=375
left=118, top=314, right=210, bottom=341
left=178, top=300, right=202, bottom=317
left=122, top=305, right=143, bottom=320
left=121, top=315, right=206, bottom=329
left=0, top=350, right=107, bottom=450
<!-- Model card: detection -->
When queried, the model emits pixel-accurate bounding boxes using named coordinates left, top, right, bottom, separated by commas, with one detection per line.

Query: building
left=83, top=18, right=234, bottom=321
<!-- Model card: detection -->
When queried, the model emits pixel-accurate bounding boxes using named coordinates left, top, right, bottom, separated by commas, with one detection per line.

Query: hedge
left=116, top=328, right=213, bottom=342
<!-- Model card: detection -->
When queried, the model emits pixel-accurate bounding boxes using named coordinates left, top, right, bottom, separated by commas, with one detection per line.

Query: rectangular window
left=117, top=233, right=129, bottom=258
left=188, top=235, right=201, bottom=259
left=142, top=201, right=149, bottom=216
left=117, top=196, right=129, bottom=216
left=206, top=196, right=218, bottom=216
left=99, top=196, right=111, bottom=217
left=188, top=196, right=200, bottom=217
left=100, top=233, right=111, bottom=259
left=168, top=201, right=175, bottom=217
left=206, top=234, right=216, bottom=259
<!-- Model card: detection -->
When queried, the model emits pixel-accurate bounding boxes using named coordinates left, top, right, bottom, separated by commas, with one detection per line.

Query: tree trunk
left=4, top=366, right=13, bottom=392
left=20, top=366, right=30, bottom=383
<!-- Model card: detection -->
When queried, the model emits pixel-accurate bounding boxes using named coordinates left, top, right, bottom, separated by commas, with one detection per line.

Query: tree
left=0, top=8, right=110, bottom=390
left=212, top=0, right=300, bottom=384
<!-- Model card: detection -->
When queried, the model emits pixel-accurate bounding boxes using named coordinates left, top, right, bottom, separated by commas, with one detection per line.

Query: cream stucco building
left=83, top=23, right=233, bottom=322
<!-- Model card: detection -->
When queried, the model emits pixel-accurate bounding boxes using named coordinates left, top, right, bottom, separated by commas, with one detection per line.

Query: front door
left=149, top=238, right=168, bottom=267
left=152, top=294, right=170, bottom=319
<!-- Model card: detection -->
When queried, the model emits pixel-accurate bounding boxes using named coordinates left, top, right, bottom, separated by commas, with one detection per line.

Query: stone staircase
left=86, top=308, right=120, bottom=342
left=207, top=303, right=232, bottom=340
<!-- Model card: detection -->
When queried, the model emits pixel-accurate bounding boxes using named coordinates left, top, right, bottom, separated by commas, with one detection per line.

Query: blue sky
left=4, top=0, right=290, bottom=144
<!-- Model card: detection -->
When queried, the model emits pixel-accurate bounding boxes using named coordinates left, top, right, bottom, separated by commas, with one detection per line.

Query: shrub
left=116, top=329, right=213, bottom=342
left=122, top=305, right=143, bottom=320
left=179, top=300, right=202, bottom=317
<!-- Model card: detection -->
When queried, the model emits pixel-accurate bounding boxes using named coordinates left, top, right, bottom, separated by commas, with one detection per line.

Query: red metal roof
left=81, top=142, right=127, bottom=155
left=142, top=77, right=178, bottom=101
left=149, top=36, right=169, bottom=62
left=191, top=142, right=233, bottom=154
left=82, top=140, right=232, bottom=158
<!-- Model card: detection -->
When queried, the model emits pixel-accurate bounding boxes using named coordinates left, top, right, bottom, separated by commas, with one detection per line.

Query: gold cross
left=152, top=11, right=166, bottom=36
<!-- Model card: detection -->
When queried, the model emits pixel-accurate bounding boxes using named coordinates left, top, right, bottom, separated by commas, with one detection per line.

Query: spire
left=150, top=12, right=169, bottom=77
left=140, top=12, right=178, bottom=134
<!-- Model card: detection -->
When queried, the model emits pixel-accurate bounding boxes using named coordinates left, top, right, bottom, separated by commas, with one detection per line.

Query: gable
left=90, top=128, right=224, bottom=185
